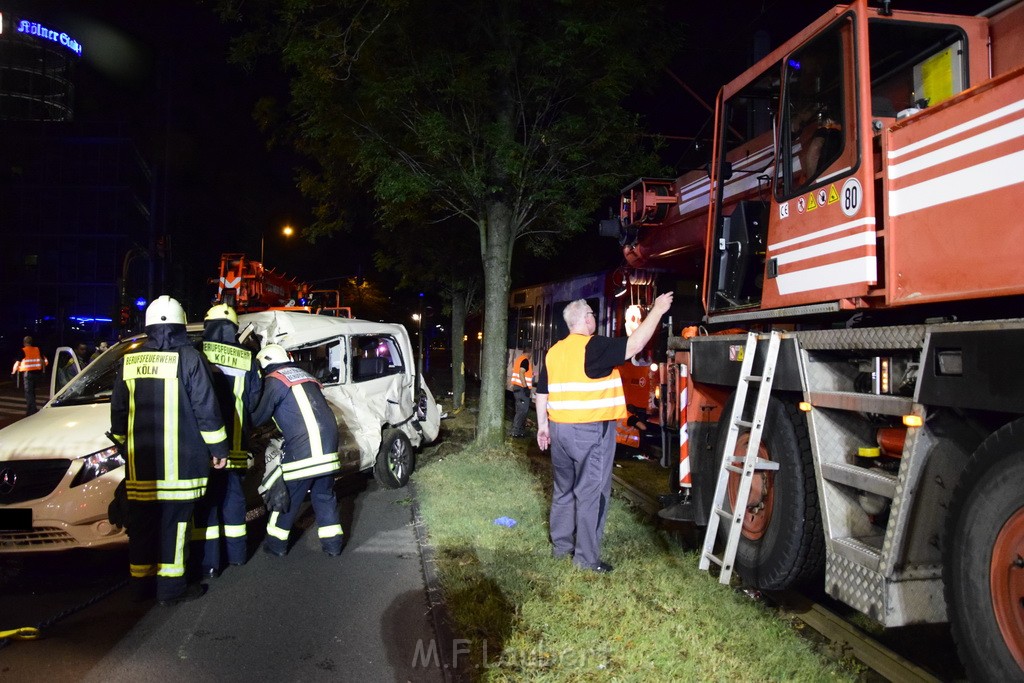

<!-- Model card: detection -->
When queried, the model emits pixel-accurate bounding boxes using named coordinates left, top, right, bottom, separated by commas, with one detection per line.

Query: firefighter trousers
left=192, top=469, right=248, bottom=570
left=264, top=475, right=343, bottom=555
left=127, top=499, right=196, bottom=601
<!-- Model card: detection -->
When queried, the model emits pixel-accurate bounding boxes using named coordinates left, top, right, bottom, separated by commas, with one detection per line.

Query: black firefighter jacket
left=111, top=323, right=229, bottom=502
left=202, top=320, right=263, bottom=469
left=251, top=361, right=340, bottom=483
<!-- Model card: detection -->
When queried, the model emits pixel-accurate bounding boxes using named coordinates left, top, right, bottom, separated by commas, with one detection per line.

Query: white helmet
left=205, top=303, right=238, bottom=325
left=258, top=344, right=290, bottom=369
left=145, top=295, right=187, bottom=326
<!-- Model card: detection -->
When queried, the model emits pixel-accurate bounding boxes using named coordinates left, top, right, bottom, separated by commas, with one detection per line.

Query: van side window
left=290, top=340, right=342, bottom=385
left=351, top=335, right=404, bottom=382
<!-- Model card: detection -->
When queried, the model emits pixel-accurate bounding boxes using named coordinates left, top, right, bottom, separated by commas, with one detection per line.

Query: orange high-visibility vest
left=19, top=346, right=45, bottom=373
left=545, top=334, right=626, bottom=424
left=510, top=353, right=533, bottom=389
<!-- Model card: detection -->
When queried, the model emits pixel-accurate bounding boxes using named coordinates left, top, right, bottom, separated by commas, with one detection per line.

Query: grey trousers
left=512, top=387, right=530, bottom=435
left=549, top=420, right=617, bottom=569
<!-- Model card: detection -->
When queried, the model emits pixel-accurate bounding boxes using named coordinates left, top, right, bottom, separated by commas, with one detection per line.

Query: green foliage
left=216, top=0, right=678, bottom=445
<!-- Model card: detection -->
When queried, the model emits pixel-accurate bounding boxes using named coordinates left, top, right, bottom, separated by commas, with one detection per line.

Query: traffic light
left=119, top=305, right=131, bottom=326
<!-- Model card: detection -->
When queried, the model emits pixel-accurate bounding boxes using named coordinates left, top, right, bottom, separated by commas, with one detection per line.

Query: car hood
left=0, top=404, right=112, bottom=461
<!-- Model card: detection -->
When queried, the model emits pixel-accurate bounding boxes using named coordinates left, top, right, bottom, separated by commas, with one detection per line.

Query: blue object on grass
left=493, top=516, right=518, bottom=528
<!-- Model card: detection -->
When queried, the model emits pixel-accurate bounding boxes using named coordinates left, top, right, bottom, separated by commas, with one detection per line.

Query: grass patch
left=414, top=440, right=856, bottom=681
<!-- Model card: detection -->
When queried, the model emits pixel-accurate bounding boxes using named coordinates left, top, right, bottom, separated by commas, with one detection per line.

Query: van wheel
left=373, top=429, right=414, bottom=489
left=944, top=418, right=1024, bottom=680
left=716, top=395, right=823, bottom=590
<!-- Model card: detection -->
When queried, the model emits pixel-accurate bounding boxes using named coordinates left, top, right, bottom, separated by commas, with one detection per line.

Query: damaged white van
left=0, top=311, right=441, bottom=552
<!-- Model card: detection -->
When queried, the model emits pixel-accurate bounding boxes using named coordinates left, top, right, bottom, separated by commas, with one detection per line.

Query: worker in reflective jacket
left=11, top=336, right=47, bottom=415
left=252, top=344, right=344, bottom=557
left=509, top=350, right=533, bottom=438
left=191, top=303, right=262, bottom=577
left=534, top=292, right=672, bottom=573
left=110, top=295, right=229, bottom=606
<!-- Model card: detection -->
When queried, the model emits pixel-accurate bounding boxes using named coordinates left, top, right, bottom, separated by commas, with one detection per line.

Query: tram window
left=507, top=305, right=533, bottom=350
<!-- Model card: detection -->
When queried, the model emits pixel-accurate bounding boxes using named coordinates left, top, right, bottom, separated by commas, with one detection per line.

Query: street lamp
left=261, top=225, right=295, bottom=264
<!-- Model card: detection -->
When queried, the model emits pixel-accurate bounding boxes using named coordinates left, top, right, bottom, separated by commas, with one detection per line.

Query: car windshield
left=50, top=328, right=207, bottom=406
left=50, top=337, right=147, bottom=406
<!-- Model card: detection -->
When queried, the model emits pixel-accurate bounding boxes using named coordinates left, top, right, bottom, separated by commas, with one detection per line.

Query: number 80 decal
left=840, top=177, right=862, bottom=217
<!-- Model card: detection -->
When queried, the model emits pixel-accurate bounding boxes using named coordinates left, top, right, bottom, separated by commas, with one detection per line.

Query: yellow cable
left=0, top=627, right=41, bottom=641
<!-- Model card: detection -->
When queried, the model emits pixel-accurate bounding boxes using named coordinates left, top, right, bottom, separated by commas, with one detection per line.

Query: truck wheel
left=944, top=418, right=1024, bottom=680
left=373, top=429, right=415, bottom=489
left=716, top=394, right=823, bottom=590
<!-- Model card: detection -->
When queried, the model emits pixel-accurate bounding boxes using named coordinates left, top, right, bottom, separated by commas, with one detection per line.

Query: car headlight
left=71, top=446, right=125, bottom=487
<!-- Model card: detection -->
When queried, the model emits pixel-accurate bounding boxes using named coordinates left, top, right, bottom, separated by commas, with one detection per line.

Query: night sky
left=7, top=0, right=1002, bottom=299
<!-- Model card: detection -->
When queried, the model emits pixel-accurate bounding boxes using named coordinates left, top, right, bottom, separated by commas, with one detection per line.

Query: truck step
left=807, top=391, right=914, bottom=416
left=821, top=462, right=897, bottom=499
left=832, top=535, right=883, bottom=572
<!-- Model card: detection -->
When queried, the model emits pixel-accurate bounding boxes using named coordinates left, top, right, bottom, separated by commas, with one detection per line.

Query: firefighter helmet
left=257, top=344, right=290, bottom=368
left=145, top=295, right=187, bottom=326
left=205, top=303, right=238, bottom=326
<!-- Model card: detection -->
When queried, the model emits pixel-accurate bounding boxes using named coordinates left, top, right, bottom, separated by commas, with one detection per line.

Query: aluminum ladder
left=698, top=330, right=782, bottom=585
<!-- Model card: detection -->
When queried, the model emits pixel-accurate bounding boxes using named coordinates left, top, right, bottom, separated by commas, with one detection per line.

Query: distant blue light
left=788, top=58, right=801, bottom=70
left=135, top=298, right=147, bottom=310
left=69, top=316, right=113, bottom=323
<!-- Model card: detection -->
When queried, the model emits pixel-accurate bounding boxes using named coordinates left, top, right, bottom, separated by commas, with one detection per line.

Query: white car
left=0, top=311, right=441, bottom=553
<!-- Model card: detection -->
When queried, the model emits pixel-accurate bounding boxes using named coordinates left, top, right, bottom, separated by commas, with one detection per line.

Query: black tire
left=715, top=394, right=824, bottom=590
left=373, top=429, right=414, bottom=489
left=944, top=418, right=1024, bottom=681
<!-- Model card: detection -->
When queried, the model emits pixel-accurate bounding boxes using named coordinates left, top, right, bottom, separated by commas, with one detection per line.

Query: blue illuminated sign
left=134, top=297, right=147, bottom=310
left=15, top=18, right=83, bottom=57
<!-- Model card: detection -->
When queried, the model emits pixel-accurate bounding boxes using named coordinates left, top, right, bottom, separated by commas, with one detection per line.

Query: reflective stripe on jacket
left=545, top=334, right=626, bottom=423
left=510, top=354, right=533, bottom=389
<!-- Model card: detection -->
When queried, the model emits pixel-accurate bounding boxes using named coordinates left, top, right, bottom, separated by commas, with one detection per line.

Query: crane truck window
left=867, top=20, right=968, bottom=117
left=780, top=17, right=850, bottom=194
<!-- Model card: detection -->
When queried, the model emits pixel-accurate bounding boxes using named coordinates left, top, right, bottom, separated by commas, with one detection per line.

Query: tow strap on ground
left=0, top=627, right=40, bottom=641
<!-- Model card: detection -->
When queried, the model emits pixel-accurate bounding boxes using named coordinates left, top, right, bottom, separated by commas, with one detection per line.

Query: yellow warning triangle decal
left=828, top=184, right=840, bottom=204
left=807, top=192, right=818, bottom=211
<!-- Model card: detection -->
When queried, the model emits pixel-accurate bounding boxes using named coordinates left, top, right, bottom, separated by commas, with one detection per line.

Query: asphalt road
left=0, top=470, right=447, bottom=682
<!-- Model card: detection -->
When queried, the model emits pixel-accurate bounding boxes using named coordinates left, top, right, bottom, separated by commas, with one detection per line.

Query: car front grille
left=0, top=527, right=77, bottom=550
left=0, top=459, right=72, bottom=505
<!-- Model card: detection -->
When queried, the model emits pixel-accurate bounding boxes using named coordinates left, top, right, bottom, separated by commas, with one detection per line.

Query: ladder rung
left=729, top=456, right=780, bottom=471
left=712, top=506, right=732, bottom=520
left=742, top=374, right=764, bottom=382
left=734, top=419, right=753, bottom=429
left=703, top=551, right=724, bottom=567
left=725, top=465, right=744, bottom=475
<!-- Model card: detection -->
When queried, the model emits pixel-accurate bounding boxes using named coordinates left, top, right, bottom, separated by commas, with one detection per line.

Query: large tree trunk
left=475, top=202, right=513, bottom=447
left=449, top=289, right=467, bottom=412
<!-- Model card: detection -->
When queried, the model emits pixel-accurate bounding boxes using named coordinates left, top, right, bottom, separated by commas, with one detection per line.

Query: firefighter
left=252, top=344, right=344, bottom=557
left=191, top=303, right=262, bottom=578
left=110, top=295, right=229, bottom=606
left=509, top=349, right=533, bottom=438
left=12, top=336, right=48, bottom=416
left=534, top=292, right=672, bottom=572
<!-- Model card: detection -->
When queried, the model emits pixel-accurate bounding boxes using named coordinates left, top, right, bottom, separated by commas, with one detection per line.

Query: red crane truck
left=602, top=1, right=1024, bottom=677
